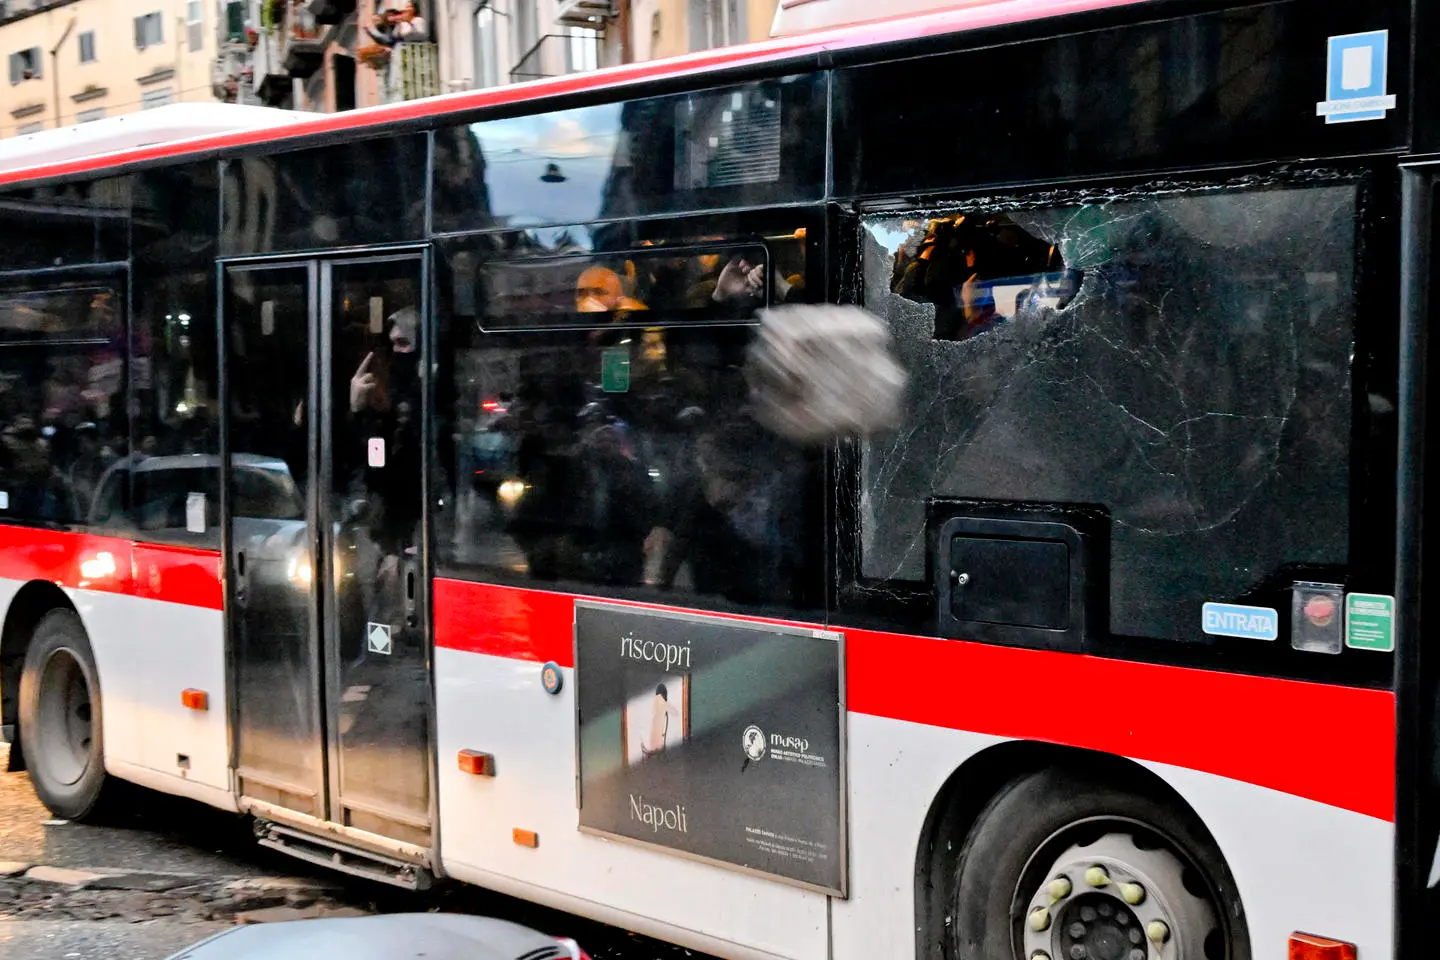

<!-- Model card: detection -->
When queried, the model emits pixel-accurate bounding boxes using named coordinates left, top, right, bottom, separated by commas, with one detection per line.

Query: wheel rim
left=35, top=646, right=94, bottom=786
left=1013, top=819, right=1224, bottom=960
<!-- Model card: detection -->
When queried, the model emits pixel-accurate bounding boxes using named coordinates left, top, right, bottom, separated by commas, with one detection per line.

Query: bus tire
left=17, top=609, right=112, bottom=821
left=952, top=766, right=1247, bottom=960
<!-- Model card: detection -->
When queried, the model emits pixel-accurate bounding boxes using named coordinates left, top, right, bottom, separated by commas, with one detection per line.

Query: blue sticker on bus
left=1202, top=602, right=1279, bottom=641
left=1316, top=30, right=1396, bottom=124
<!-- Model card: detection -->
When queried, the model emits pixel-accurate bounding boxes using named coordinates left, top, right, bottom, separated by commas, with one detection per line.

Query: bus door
left=221, top=252, right=433, bottom=872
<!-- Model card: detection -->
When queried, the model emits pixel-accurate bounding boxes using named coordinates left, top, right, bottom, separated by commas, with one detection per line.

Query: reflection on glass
left=0, top=282, right=126, bottom=530
left=472, top=104, right=623, bottom=228
left=438, top=222, right=821, bottom=614
left=432, top=77, right=824, bottom=234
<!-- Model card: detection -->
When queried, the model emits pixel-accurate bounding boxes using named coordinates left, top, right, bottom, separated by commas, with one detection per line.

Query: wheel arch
left=0, top=580, right=78, bottom=772
left=913, top=740, right=1242, bottom=960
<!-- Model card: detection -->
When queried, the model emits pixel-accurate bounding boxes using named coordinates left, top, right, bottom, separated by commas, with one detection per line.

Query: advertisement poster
left=574, top=601, right=846, bottom=895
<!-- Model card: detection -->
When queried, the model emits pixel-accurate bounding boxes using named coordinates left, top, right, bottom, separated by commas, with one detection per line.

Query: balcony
left=555, top=0, right=613, bottom=28
left=304, top=0, right=355, bottom=25
left=380, top=42, right=439, bottom=103
left=252, top=30, right=291, bottom=105
left=282, top=2, right=325, bottom=78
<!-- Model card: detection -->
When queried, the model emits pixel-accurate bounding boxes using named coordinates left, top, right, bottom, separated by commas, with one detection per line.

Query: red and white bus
left=0, top=1, right=1436, bottom=958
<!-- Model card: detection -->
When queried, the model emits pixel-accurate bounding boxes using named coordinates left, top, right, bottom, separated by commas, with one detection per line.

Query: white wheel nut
left=1147, top=920, right=1170, bottom=944
left=1084, top=865, right=1109, bottom=887
left=1119, top=882, right=1146, bottom=905
left=1048, top=876, right=1073, bottom=902
left=1031, top=953, right=1051, bottom=960
left=1029, top=907, right=1052, bottom=932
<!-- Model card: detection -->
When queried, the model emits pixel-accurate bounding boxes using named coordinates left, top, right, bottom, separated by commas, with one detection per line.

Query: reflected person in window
left=347, top=306, right=423, bottom=648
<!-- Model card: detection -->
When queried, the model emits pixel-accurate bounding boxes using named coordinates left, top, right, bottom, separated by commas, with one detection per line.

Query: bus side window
left=126, top=164, right=223, bottom=547
left=856, top=184, right=1357, bottom=644
left=0, top=285, right=126, bottom=531
left=437, top=231, right=823, bottom=615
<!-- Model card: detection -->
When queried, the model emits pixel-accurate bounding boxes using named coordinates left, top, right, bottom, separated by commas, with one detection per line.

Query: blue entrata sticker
left=1202, top=602, right=1279, bottom=641
left=1316, top=30, right=1396, bottom=124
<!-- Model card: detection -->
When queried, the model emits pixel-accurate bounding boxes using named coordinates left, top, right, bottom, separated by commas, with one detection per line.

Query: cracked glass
left=858, top=182, right=1356, bottom=642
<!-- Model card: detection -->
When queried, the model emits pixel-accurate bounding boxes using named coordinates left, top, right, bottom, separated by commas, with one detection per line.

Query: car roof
left=166, top=913, right=570, bottom=960
left=120, top=453, right=291, bottom=474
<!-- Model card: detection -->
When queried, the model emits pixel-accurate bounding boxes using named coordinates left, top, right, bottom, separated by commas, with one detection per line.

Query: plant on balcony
left=288, top=0, right=321, bottom=39
left=356, top=43, right=391, bottom=69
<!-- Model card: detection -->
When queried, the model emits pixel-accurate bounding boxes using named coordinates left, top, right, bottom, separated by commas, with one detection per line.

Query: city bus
left=0, top=1, right=1435, bottom=958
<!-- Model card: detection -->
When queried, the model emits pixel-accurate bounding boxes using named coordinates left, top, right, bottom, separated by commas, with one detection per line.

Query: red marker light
left=555, top=937, right=591, bottom=960
left=1289, top=932, right=1356, bottom=960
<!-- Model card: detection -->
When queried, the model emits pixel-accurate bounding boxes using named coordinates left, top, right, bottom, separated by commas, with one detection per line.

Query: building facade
left=0, top=0, right=782, bottom=135
left=0, top=0, right=220, bottom=137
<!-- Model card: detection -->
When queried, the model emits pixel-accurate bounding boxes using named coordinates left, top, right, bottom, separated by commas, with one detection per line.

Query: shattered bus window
left=858, top=183, right=1356, bottom=643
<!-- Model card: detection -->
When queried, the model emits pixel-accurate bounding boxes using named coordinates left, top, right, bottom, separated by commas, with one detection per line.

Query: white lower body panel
left=68, top=589, right=230, bottom=799
left=434, top=647, right=828, bottom=960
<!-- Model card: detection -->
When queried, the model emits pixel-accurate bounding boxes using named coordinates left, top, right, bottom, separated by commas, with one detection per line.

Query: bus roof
left=0, top=0, right=1144, bottom=190
left=0, top=103, right=309, bottom=176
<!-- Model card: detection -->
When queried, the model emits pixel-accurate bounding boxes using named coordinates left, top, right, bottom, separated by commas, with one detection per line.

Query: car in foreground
left=165, top=913, right=591, bottom=960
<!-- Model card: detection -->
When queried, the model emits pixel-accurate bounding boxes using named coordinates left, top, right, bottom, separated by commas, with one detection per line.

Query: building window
left=564, top=27, right=598, bottom=74
left=8, top=47, right=40, bottom=84
left=15, top=120, right=42, bottom=135
left=78, top=31, right=96, bottom=63
left=76, top=106, right=105, bottom=123
left=186, top=0, right=203, bottom=51
left=135, top=11, right=164, bottom=50
left=142, top=86, right=174, bottom=109
left=688, top=0, right=744, bottom=50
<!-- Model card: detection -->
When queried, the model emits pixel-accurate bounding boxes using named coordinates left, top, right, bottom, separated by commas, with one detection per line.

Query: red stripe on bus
left=845, top=627, right=1396, bottom=823
left=432, top=577, right=1396, bottom=822
left=0, top=0, right=1147, bottom=188
left=132, top=542, right=225, bottom=610
left=0, top=526, right=223, bottom=610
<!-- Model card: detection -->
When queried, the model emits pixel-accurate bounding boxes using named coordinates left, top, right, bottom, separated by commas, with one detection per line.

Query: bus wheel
left=17, top=610, right=111, bottom=821
left=952, top=767, right=1246, bottom=960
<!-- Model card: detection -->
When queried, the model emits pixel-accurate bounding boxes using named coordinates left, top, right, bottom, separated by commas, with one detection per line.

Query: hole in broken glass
left=885, top=213, right=1081, bottom=342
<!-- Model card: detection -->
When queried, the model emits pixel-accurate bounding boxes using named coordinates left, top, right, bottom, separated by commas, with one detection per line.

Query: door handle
left=235, top=548, right=249, bottom=607
left=403, top=559, right=418, bottom=628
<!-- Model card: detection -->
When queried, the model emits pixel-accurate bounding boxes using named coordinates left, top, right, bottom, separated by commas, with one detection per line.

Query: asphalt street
left=0, top=743, right=715, bottom=960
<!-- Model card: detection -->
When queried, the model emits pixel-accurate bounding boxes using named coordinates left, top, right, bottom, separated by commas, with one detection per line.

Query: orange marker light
left=1289, top=933, right=1356, bottom=960
left=513, top=828, right=539, bottom=848
left=181, top=689, right=208, bottom=711
left=458, top=749, right=495, bottom=777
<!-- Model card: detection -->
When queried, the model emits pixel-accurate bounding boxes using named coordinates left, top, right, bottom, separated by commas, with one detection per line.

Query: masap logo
left=742, top=725, right=767, bottom=760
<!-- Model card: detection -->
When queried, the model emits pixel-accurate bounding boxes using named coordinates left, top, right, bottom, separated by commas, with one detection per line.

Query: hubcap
left=36, top=647, right=93, bottom=786
left=1020, top=832, right=1220, bottom=960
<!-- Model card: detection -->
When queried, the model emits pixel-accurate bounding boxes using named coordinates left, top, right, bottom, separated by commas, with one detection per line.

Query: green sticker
left=1345, top=593, right=1395, bottom=652
left=601, top=347, right=630, bottom=393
